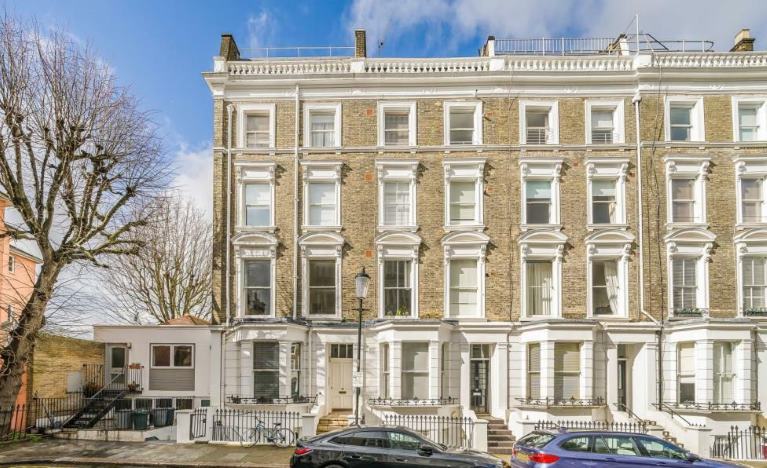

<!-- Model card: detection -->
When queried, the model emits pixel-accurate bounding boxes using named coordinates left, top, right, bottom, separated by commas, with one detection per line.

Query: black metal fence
left=383, top=414, right=474, bottom=449
left=711, top=426, right=767, bottom=460
left=534, top=420, right=648, bottom=433
left=211, top=409, right=301, bottom=444
left=0, top=404, right=29, bottom=441
left=369, top=397, right=459, bottom=407
left=190, top=408, right=207, bottom=440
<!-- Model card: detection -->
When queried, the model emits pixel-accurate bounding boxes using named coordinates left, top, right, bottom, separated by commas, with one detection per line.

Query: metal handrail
left=368, top=397, right=459, bottom=407
left=516, top=397, right=606, bottom=408
left=653, top=402, right=705, bottom=428
left=494, top=34, right=714, bottom=56
left=614, top=402, right=650, bottom=425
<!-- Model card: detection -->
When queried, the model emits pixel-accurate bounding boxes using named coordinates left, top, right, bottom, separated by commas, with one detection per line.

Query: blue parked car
left=510, top=430, right=743, bottom=467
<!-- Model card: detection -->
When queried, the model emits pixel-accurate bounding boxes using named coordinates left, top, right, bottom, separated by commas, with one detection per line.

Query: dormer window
left=521, top=100, right=559, bottom=145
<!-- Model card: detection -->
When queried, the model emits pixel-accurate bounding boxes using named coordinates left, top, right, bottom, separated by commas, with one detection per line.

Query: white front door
left=329, top=358, right=353, bottom=410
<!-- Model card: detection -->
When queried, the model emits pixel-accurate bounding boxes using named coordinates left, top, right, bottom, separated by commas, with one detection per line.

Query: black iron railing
left=383, top=414, right=473, bottom=449
left=711, top=426, right=767, bottom=460
left=368, top=397, right=459, bottom=407
left=211, top=408, right=301, bottom=443
left=227, top=395, right=316, bottom=405
left=0, top=404, right=29, bottom=441
left=190, top=407, right=207, bottom=440
left=534, top=420, right=647, bottom=433
left=82, top=363, right=144, bottom=395
left=516, top=397, right=606, bottom=408
left=672, top=308, right=709, bottom=318
left=744, top=308, right=767, bottom=317
left=667, top=401, right=760, bottom=412
left=653, top=403, right=706, bottom=428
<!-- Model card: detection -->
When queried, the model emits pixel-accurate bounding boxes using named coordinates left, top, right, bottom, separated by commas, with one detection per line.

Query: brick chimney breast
left=220, top=33, right=241, bottom=61
left=730, top=28, right=755, bottom=52
left=354, top=29, right=367, bottom=58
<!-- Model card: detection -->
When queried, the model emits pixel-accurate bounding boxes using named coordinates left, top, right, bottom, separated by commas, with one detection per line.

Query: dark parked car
left=290, top=426, right=509, bottom=468
left=510, top=430, right=743, bottom=467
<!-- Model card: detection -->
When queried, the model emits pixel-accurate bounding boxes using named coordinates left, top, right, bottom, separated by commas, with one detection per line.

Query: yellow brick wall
left=29, top=333, right=104, bottom=399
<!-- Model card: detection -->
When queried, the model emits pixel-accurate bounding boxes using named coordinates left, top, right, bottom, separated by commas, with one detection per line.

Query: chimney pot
left=731, top=28, right=755, bottom=52
left=354, top=29, right=367, bottom=58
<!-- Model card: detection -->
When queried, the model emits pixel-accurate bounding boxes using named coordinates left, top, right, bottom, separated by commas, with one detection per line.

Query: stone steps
left=317, top=412, right=352, bottom=434
left=480, top=415, right=516, bottom=456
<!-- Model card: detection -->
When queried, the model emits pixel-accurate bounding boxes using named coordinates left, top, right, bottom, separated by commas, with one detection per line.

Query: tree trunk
left=0, top=262, right=60, bottom=409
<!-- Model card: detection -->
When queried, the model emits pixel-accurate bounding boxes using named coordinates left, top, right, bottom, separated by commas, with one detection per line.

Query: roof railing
left=240, top=46, right=355, bottom=59
left=493, top=33, right=714, bottom=56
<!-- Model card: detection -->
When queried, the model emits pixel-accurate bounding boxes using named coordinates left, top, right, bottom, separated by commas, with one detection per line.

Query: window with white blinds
left=677, top=343, right=695, bottom=404
left=554, top=343, right=581, bottom=400
left=713, top=342, right=734, bottom=404
left=384, top=111, right=410, bottom=146
left=591, top=109, right=615, bottom=144
left=671, top=178, right=697, bottom=223
left=449, top=181, right=477, bottom=225
left=401, top=342, right=429, bottom=400
left=449, top=108, right=475, bottom=145
left=244, top=183, right=271, bottom=226
left=449, top=259, right=478, bottom=317
left=741, top=178, right=764, bottom=222
left=382, top=181, right=411, bottom=226
left=743, top=257, right=767, bottom=311
left=307, top=182, right=337, bottom=226
left=672, top=258, right=698, bottom=311
left=527, top=343, right=541, bottom=399
left=309, top=111, right=336, bottom=147
left=246, top=114, right=270, bottom=148
left=591, top=180, right=617, bottom=224
left=526, top=180, right=552, bottom=224
left=253, top=342, right=279, bottom=400
left=526, top=261, right=553, bottom=316
left=440, top=343, right=449, bottom=399
left=739, top=105, right=759, bottom=142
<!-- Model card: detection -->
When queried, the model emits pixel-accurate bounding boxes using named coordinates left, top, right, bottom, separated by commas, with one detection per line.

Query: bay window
left=554, top=343, right=581, bottom=400
left=401, top=342, right=428, bottom=400
left=713, top=342, right=734, bottom=404
left=527, top=343, right=541, bottom=399
left=677, top=343, right=695, bottom=404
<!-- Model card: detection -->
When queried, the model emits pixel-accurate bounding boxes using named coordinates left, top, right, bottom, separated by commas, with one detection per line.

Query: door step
left=479, top=415, right=516, bottom=455
left=317, top=411, right=352, bottom=434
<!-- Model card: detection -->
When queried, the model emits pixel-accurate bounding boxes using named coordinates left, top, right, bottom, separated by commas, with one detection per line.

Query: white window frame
left=150, top=344, right=195, bottom=369
left=732, top=97, right=767, bottom=142
left=519, top=229, right=568, bottom=319
left=664, top=156, right=710, bottom=227
left=378, top=101, right=417, bottom=147
left=376, top=160, right=418, bottom=231
left=443, top=159, right=485, bottom=230
left=586, top=159, right=628, bottom=227
left=735, top=156, right=767, bottom=227
left=585, top=229, right=634, bottom=318
left=585, top=99, right=625, bottom=145
left=303, top=103, right=342, bottom=149
left=444, top=101, right=483, bottom=146
left=299, top=232, right=344, bottom=319
left=401, top=342, right=430, bottom=400
left=237, top=103, right=276, bottom=149
left=734, top=228, right=767, bottom=317
left=376, top=231, right=420, bottom=319
left=442, top=231, right=489, bottom=319
left=235, top=162, right=276, bottom=231
left=664, top=96, right=705, bottom=142
left=520, top=100, right=559, bottom=145
left=233, top=232, right=278, bottom=318
left=301, top=161, right=342, bottom=231
left=520, top=159, right=562, bottom=228
left=665, top=228, right=715, bottom=317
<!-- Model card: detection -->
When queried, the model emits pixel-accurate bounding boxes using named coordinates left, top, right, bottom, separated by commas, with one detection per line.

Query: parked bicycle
left=238, top=417, right=296, bottom=448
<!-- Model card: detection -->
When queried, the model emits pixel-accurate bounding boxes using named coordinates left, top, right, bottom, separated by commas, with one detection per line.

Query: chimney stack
left=730, top=28, right=755, bottom=52
left=354, top=29, right=367, bottom=58
left=220, top=33, right=241, bottom=61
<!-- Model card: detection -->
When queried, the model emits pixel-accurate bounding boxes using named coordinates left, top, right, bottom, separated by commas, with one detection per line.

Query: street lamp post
left=353, top=267, right=370, bottom=426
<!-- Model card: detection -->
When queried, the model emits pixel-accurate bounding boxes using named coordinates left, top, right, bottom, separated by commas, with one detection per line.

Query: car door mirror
left=418, top=444, right=434, bottom=456
left=685, top=451, right=700, bottom=462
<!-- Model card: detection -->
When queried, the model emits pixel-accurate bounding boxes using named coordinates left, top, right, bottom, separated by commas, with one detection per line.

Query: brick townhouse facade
left=187, top=27, right=767, bottom=450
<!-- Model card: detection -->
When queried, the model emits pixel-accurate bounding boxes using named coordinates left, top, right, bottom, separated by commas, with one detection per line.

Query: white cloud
left=172, top=145, right=213, bottom=219
left=247, top=9, right=277, bottom=56
left=346, top=0, right=767, bottom=54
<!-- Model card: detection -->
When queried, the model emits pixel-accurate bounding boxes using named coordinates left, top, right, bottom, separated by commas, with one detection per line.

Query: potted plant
left=128, top=363, right=142, bottom=369
left=82, top=381, right=101, bottom=397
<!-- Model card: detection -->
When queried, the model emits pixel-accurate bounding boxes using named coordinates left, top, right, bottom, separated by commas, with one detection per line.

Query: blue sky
left=5, top=0, right=767, bottom=213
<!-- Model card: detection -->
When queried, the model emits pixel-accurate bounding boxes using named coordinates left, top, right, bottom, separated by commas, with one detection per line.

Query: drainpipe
left=293, top=85, right=300, bottom=320
left=633, top=92, right=663, bottom=408
left=225, top=104, right=234, bottom=327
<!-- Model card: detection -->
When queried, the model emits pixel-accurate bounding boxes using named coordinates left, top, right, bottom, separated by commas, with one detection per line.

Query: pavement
left=0, top=439, right=294, bottom=467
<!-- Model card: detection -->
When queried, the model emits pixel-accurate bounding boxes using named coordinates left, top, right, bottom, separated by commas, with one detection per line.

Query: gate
left=189, top=408, right=207, bottom=440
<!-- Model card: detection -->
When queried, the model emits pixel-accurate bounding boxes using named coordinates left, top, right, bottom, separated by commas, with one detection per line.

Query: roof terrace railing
left=494, top=34, right=715, bottom=56
left=241, top=46, right=355, bottom=59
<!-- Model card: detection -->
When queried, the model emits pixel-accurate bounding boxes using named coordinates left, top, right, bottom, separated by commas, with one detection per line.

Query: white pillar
left=209, top=330, right=223, bottom=406
left=756, top=333, right=767, bottom=409
left=540, top=341, right=555, bottom=399
left=737, top=339, right=754, bottom=404
left=459, top=342, right=471, bottom=409
left=695, top=340, right=714, bottom=404
left=279, top=341, right=291, bottom=398
left=429, top=340, right=440, bottom=400
left=606, top=343, right=619, bottom=406
left=240, top=341, right=253, bottom=398
left=494, top=342, right=509, bottom=417
left=509, top=341, right=524, bottom=404
left=644, top=341, right=659, bottom=409
left=391, top=341, right=402, bottom=399
left=581, top=341, right=594, bottom=400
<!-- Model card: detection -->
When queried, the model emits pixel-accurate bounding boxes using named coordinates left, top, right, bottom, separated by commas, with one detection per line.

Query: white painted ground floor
left=94, top=317, right=767, bottom=454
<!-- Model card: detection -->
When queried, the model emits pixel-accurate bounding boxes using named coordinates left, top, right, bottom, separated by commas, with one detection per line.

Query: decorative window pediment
left=441, top=231, right=490, bottom=251
left=664, top=227, right=716, bottom=253
left=233, top=232, right=278, bottom=318
left=665, top=227, right=714, bottom=317
left=735, top=156, right=767, bottom=227
left=376, top=231, right=421, bottom=319
left=441, top=231, right=488, bottom=319
left=301, top=161, right=343, bottom=231
left=735, top=227, right=767, bottom=251
left=236, top=162, right=276, bottom=231
left=585, top=229, right=633, bottom=318
left=443, top=159, right=485, bottom=230
left=665, top=155, right=710, bottom=227
left=585, top=229, right=635, bottom=257
left=519, top=229, right=568, bottom=256
left=298, top=231, right=345, bottom=256
left=586, top=158, right=629, bottom=227
left=735, top=228, right=767, bottom=317
left=376, top=160, right=418, bottom=231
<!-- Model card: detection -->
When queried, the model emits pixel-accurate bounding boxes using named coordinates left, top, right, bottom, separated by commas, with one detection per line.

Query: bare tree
left=101, top=194, right=212, bottom=324
left=0, top=15, right=168, bottom=407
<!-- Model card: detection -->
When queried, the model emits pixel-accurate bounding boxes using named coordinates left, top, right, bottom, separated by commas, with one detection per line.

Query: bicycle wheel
left=240, top=428, right=258, bottom=448
left=273, top=427, right=296, bottom=448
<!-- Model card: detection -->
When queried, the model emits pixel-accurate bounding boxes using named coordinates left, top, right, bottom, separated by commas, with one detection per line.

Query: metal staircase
left=63, top=368, right=142, bottom=429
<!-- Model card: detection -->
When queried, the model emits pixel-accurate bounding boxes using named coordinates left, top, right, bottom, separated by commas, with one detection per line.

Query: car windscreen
left=516, top=432, right=555, bottom=449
